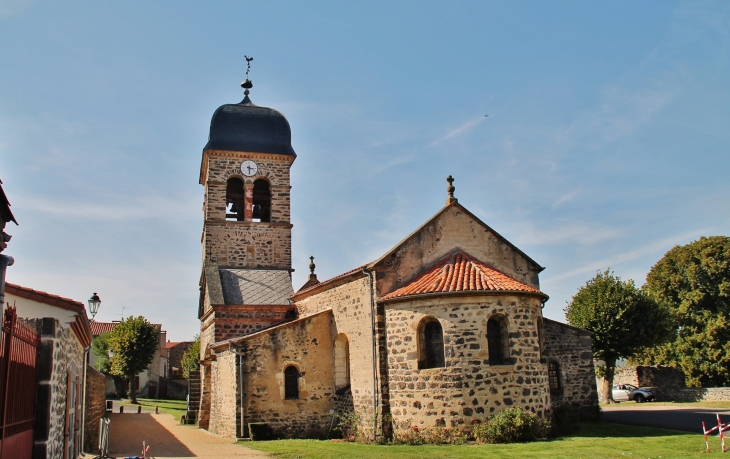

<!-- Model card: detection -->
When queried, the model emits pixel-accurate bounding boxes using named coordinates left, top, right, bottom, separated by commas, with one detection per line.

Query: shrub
left=392, top=424, right=467, bottom=445
left=248, top=422, right=273, bottom=441
left=550, top=404, right=580, bottom=437
left=330, top=411, right=361, bottom=441
left=473, top=408, right=551, bottom=444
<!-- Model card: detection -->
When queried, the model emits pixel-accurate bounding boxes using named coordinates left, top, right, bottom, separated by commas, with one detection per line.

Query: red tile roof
left=5, top=282, right=85, bottom=314
left=382, top=250, right=546, bottom=301
left=90, top=321, right=162, bottom=336
left=5, top=283, right=92, bottom=347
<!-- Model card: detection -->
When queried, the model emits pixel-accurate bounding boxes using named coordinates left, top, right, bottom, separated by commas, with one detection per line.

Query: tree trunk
left=599, top=357, right=617, bottom=404
left=129, top=376, right=138, bottom=404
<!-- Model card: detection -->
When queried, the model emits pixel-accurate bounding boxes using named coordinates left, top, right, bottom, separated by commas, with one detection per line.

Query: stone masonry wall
left=202, top=224, right=293, bottom=270
left=542, top=319, right=598, bottom=414
left=385, top=294, right=549, bottom=431
left=208, top=351, right=240, bottom=438
left=612, top=365, right=686, bottom=389
left=294, top=276, right=382, bottom=436
left=237, top=311, right=337, bottom=438
left=203, top=154, right=292, bottom=223
left=27, top=318, right=85, bottom=459
left=655, top=387, right=730, bottom=402
left=84, top=365, right=106, bottom=453
left=202, top=154, right=293, bottom=270
left=374, top=206, right=542, bottom=297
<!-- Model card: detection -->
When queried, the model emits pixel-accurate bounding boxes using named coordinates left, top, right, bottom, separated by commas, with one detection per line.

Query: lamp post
left=88, top=292, right=101, bottom=321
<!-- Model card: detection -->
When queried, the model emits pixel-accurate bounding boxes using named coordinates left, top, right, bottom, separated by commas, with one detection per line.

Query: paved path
left=603, top=404, right=730, bottom=433
left=84, top=412, right=269, bottom=458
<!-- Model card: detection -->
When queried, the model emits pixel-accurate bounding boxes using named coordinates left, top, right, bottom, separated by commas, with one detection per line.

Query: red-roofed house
left=4, top=282, right=99, bottom=458
left=88, top=321, right=167, bottom=398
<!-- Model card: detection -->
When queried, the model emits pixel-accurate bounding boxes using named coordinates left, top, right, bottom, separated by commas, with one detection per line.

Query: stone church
left=196, top=80, right=598, bottom=440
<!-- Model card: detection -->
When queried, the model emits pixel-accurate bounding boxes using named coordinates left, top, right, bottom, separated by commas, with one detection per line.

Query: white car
left=612, top=384, right=655, bottom=403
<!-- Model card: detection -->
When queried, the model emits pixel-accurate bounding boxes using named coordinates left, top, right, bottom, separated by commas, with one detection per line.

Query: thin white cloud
left=15, top=193, right=199, bottom=221
left=0, top=0, right=34, bottom=18
left=543, top=229, right=708, bottom=283
left=428, top=116, right=486, bottom=147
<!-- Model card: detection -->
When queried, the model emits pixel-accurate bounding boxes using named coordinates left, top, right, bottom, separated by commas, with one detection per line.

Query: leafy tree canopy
left=182, top=335, right=200, bottom=379
left=91, top=332, right=112, bottom=374
left=565, top=269, right=671, bottom=401
left=108, top=315, right=159, bottom=402
left=634, top=236, right=730, bottom=387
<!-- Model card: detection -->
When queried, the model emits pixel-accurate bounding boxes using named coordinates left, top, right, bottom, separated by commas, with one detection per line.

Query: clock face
left=241, top=160, right=258, bottom=177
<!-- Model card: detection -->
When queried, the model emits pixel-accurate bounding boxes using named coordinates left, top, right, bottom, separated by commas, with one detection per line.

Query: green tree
left=91, top=332, right=112, bottom=373
left=635, top=236, right=730, bottom=387
left=565, top=269, right=671, bottom=403
left=108, top=315, right=159, bottom=403
left=182, top=335, right=200, bottom=379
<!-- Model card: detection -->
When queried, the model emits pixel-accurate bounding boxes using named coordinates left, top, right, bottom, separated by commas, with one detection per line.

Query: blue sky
left=1, top=1, right=728, bottom=341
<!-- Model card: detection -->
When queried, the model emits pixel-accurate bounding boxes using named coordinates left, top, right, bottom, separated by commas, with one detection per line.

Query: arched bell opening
left=252, top=179, right=271, bottom=222
left=226, top=177, right=245, bottom=221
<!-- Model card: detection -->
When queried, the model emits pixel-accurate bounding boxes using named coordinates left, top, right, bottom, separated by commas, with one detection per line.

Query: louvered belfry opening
left=420, top=319, right=445, bottom=369
left=252, top=179, right=271, bottom=222
left=226, top=177, right=245, bottom=221
left=487, top=317, right=504, bottom=365
left=284, top=366, right=299, bottom=400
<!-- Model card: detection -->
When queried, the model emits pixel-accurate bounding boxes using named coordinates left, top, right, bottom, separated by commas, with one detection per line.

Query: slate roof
left=219, top=268, right=293, bottom=305
left=382, top=250, right=546, bottom=301
left=204, top=95, right=296, bottom=156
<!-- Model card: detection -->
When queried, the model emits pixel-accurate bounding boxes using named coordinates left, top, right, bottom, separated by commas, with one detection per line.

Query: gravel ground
left=83, top=412, right=269, bottom=458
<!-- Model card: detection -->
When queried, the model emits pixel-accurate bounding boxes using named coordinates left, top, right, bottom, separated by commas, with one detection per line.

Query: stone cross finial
left=446, top=175, right=458, bottom=204
left=308, top=256, right=318, bottom=281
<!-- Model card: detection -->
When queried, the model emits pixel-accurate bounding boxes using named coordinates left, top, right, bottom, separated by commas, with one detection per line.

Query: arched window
left=548, top=362, right=561, bottom=393
left=418, top=319, right=445, bottom=369
left=284, top=366, right=299, bottom=400
left=334, top=334, right=350, bottom=389
left=252, top=179, right=271, bottom=222
left=226, top=177, right=245, bottom=221
left=487, top=316, right=509, bottom=365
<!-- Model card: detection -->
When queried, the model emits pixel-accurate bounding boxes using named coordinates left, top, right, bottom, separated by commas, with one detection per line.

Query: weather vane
left=242, top=56, right=254, bottom=95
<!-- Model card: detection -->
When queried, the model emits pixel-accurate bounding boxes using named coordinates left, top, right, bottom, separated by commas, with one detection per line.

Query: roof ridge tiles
left=381, top=249, right=545, bottom=301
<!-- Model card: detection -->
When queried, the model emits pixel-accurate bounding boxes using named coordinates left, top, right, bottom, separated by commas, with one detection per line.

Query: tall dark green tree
left=565, top=269, right=671, bottom=403
left=109, top=315, right=159, bottom=403
left=635, top=236, right=730, bottom=387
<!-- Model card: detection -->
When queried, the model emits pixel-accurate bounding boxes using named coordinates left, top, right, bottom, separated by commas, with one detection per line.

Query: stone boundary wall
left=84, top=366, right=106, bottom=453
left=613, top=365, right=686, bottom=389
left=656, top=387, right=730, bottom=402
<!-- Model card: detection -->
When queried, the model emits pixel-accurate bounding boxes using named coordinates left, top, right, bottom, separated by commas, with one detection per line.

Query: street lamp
left=88, top=292, right=101, bottom=321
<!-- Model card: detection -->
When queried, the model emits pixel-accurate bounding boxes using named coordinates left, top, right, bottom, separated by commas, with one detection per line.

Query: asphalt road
left=602, top=404, right=730, bottom=433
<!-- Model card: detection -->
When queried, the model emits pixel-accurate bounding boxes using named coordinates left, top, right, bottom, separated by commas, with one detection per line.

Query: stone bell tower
left=198, top=73, right=297, bottom=363
left=199, top=83, right=295, bottom=269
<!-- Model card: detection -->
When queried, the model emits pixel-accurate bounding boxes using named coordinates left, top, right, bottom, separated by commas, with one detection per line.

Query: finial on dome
left=446, top=175, right=457, bottom=204
left=241, top=55, right=254, bottom=97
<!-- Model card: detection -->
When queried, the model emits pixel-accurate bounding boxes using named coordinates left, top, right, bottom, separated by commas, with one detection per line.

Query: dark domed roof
left=204, top=94, right=296, bottom=157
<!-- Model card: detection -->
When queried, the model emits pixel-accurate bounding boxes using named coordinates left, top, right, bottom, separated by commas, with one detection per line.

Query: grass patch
left=241, top=422, right=709, bottom=459
left=112, top=398, right=188, bottom=421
